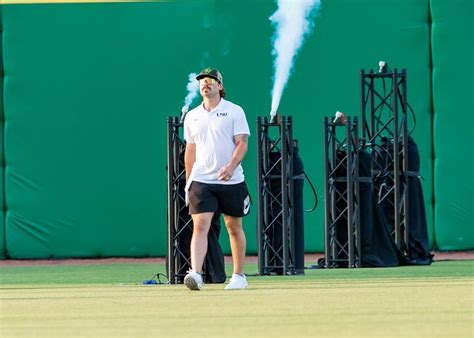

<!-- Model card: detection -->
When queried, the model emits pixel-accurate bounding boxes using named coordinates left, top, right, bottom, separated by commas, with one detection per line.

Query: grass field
left=1, top=260, right=473, bottom=338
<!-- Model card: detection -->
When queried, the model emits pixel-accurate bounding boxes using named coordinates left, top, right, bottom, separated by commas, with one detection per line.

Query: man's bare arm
left=185, top=143, right=196, bottom=181
left=218, top=134, right=248, bottom=181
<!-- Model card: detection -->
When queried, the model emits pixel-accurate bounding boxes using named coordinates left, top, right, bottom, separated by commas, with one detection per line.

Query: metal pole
left=402, top=69, right=409, bottom=253
left=256, top=116, right=264, bottom=275
left=354, top=117, right=361, bottom=267
left=323, top=117, right=330, bottom=267
left=260, top=117, right=274, bottom=273
left=167, top=116, right=176, bottom=284
left=288, top=116, right=295, bottom=273
left=392, top=68, right=401, bottom=248
left=360, top=70, right=367, bottom=139
left=346, top=117, right=354, bottom=268
left=281, top=116, right=289, bottom=274
left=369, top=69, right=375, bottom=142
left=330, top=123, right=337, bottom=265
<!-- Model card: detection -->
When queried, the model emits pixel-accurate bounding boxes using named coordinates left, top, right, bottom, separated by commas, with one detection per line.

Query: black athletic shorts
left=188, top=181, right=250, bottom=217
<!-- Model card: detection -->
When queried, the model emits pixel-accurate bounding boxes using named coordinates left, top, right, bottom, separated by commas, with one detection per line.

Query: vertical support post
left=359, top=67, right=410, bottom=257
left=166, top=116, right=193, bottom=284
left=360, top=70, right=367, bottom=138
left=167, top=117, right=175, bottom=283
left=346, top=117, right=354, bottom=267
left=262, top=117, right=270, bottom=273
left=329, top=123, right=337, bottom=262
left=323, top=117, right=330, bottom=267
left=353, top=117, right=361, bottom=266
left=401, top=69, right=409, bottom=250
left=323, top=116, right=360, bottom=268
left=287, top=116, right=295, bottom=273
left=256, top=116, right=264, bottom=275
left=392, top=68, right=401, bottom=248
left=281, top=117, right=289, bottom=274
left=369, top=69, right=375, bottom=141
left=256, top=115, right=295, bottom=275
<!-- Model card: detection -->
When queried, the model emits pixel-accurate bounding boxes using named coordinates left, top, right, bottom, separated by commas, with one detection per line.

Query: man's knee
left=224, top=217, right=243, bottom=236
left=192, top=213, right=214, bottom=234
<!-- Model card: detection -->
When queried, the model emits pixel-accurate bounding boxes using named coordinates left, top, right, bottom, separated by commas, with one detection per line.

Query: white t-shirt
left=184, top=98, right=250, bottom=185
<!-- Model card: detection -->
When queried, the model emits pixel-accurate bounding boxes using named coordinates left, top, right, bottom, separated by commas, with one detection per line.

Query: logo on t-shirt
left=216, top=112, right=228, bottom=117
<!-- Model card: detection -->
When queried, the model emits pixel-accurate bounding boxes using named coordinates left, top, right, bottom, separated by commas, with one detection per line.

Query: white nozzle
left=333, top=111, right=346, bottom=123
left=269, top=109, right=279, bottom=123
left=180, top=105, right=189, bottom=123
left=378, top=61, right=386, bottom=73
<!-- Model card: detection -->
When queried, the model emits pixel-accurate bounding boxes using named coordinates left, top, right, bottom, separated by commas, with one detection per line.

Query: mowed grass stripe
left=2, top=278, right=472, bottom=296
left=1, top=260, right=472, bottom=285
left=1, top=276, right=472, bottom=292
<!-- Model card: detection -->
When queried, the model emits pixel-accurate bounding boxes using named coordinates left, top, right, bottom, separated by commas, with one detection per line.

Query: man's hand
left=218, top=165, right=235, bottom=181
left=218, top=134, right=248, bottom=181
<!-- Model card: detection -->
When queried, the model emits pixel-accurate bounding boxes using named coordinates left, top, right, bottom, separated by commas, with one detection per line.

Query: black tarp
left=266, top=144, right=305, bottom=274
left=319, top=150, right=404, bottom=267
left=359, top=150, right=406, bottom=267
left=319, top=137, right=432, bottom=268
left=377, top=137, right=432, bottom=265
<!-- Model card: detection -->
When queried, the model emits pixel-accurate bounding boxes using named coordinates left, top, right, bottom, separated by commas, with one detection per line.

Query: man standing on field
left=183, top=67, right=250, bottom=291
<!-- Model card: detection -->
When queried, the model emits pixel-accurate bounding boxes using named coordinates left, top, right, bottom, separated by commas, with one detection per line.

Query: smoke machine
left=322, top=63, right=432, bottom=268
left=256, top=115, right=308, bottom=275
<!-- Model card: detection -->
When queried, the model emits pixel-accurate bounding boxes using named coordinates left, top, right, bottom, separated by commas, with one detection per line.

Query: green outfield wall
left=0, top=0, right=471, bottom=258
left=0, top=7, right=5, bottom=259
left=431, top=0, right=473, bottom=250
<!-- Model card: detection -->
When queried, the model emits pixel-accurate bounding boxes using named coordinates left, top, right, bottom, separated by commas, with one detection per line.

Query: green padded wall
left=431, top=0, right=474, bottom=250
left=2, top=2, right=211, bottom=258
left=2, top=0, right=434, bottom=258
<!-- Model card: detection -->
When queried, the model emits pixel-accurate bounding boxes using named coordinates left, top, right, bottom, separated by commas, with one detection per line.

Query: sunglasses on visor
left=199, top=77, right=218, bottom=85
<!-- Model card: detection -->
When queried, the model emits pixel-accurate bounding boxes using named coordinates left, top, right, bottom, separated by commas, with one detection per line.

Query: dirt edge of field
left=0, top=252, right=472, bottom=267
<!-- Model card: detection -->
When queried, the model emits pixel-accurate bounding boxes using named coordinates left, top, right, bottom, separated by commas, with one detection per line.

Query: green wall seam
left=430, top=0, right=474, bottom=250
left=0, top=6, right=5, bottom=258
left=427, top=0, right=437, bottom=250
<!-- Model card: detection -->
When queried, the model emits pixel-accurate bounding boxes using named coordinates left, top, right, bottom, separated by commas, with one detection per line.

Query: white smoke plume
left=182, top=72, right=199, bottom=112
left=269, top=0, right=320, bottom=117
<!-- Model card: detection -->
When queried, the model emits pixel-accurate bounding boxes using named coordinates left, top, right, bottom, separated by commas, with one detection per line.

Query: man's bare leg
left=223, top=215, right=246, bottom=274
left=190, top=212, right=214, bottom=273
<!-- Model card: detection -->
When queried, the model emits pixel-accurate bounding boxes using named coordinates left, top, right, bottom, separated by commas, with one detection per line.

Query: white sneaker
left=225, top=273, right=248, bottom=290
left=184, top=270, right=203, bottom=291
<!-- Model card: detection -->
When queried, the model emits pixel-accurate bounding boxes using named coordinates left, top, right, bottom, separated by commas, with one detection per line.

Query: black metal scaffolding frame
left=167, top=116, right=192, bottom=284
left=323, top=116, right=361, bottom=268
left=322, top=67, right=410, bottom=267
left=256, top=116, right=296, bottom=275
left=360, top=68, right=409, bottom=254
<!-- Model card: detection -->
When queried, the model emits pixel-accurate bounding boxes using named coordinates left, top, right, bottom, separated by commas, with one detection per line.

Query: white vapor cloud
left=269, top=0, right=320, bottom=117
left=183, top=72, right=199, bottom=112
